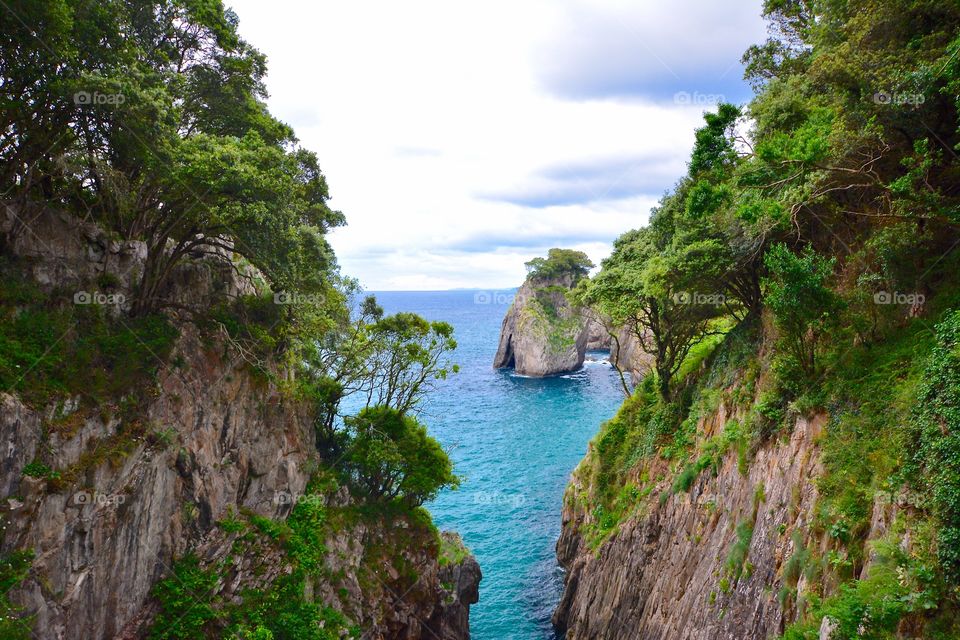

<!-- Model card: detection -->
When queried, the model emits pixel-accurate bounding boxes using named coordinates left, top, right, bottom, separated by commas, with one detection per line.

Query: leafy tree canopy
left=343, top=405, right=459, bottom=507
left=525, top=248, right=595, bottom=282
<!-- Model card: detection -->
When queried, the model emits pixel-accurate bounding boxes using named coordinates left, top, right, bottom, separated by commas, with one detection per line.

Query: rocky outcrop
left=493, top=275, right=589, bottom=376
left=0, top=204, right=479, bottom=639
left=608, top=325, right=653, bottom=381
left=585, top=316, right=612, bottom=352
left=554, top=406, right=828, bottom=640
left=432, top=533, right=483, bottom=640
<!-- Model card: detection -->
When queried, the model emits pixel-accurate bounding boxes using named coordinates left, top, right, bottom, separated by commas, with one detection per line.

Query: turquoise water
left=368, top=290, right=624, bottom=640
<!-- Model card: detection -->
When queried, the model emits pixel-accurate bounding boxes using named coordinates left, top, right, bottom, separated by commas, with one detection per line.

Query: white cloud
left=534, top=0, right=769, bottom=101
left=228, top=0, right=764, bottom=290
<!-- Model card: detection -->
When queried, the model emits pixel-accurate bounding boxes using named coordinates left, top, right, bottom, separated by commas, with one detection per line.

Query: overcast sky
left=229, top=0, right=767, bottom=290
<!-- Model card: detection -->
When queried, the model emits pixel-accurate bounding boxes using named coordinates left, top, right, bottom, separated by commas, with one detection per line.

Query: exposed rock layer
left=608, top=325, right=653, bottom=381
left=554, top=407, right=833, bottom=640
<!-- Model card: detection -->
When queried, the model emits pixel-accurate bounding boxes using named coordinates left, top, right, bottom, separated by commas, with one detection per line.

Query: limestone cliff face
left=554, top=407, right=829, bottom=640
left=493, top=275, right=589, bottom=376
left=0, top=205, right=479, bottom=640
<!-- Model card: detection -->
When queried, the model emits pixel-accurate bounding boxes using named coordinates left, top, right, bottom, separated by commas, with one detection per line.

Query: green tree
left=0, top=0, right=344, bottom=315
left=306, top=300, right=457, bottom=452
left=581, top=225, right=722, bottom=400
left=524, top=248, right=594, bottom=282
left=343, top=406, right=459, bottom=506
left=762, top=243, right=843, bottom=378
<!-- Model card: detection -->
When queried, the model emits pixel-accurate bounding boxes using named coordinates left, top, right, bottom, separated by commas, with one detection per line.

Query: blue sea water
left=366, top=290, right=624, bottom=640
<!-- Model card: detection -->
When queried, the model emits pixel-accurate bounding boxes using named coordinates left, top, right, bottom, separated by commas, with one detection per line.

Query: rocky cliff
left=554, top=408, right=828, bottom=639
left=552, top=312, right=951, bottom=639
left=493, top=275, right=589, bottom=376
left=0, top=204, right=479, bottom=639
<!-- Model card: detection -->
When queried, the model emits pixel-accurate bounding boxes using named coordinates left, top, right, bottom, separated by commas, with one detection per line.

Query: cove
left=369, top=290, right=624, bottom=640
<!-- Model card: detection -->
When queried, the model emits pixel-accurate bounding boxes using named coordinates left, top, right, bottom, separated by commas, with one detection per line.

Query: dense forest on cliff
left=0, top=2, right=467, bottom=638
left=565, top=1, right=960, bottom=638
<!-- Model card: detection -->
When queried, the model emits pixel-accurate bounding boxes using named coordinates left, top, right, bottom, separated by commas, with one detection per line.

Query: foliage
left=438, top=534, right=471, bottom=567
left=524, top=248, right=594, bottom=282
left=307, top=299, right=458, bottom=450
left=0, top=550, right=33, bottom=640
left=905, top=310, right=960, bottom=583
left=763, top=243, right=844, bottom=379
left=342, top=406, right=459, bottom=507
left=149, top=554, right=220, bottom=640
left=782, top=536, right=950, bottom=640
left=152, top=487, right=351, bottom=640
left=0, top=0, right=344, bottom=315
left=0, top=268, right=178, bottom=407
left=578, top=225, right=726, bottom=400
left=725, top=520, right=755, bottom=582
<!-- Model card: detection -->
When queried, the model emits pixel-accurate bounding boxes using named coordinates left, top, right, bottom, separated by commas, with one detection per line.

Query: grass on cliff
left=574, top=316, right=759, bottom=548
left=0, top=260, right=178, bottom=408
left=439, top=532, right=471, bottom=567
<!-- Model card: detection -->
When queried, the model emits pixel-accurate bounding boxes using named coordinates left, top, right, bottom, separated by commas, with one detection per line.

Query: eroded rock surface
left=554, top=409, right=828, bottom=640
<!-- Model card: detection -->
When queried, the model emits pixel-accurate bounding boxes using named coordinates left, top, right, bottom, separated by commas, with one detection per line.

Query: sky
left=228, top=0, right=768, bottom=290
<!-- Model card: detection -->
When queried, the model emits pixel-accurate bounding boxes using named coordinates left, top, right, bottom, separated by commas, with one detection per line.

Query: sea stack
left=493, top=248, right=594, bottom=376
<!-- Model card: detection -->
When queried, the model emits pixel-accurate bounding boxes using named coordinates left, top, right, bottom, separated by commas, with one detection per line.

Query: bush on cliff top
left=524, top=248, right=594, bottom=282
left=342, top=405, right=460, bottom=507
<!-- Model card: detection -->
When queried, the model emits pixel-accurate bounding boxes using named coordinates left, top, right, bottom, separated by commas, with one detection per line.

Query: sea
left=365, top=290, right=624, bottom=640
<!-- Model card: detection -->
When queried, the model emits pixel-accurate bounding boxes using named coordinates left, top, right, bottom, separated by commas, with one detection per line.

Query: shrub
left=763, top=243, right=844, bottom=379
left=149, top=554, right=219, bottom=640
left=725, top=520, right=755, bottom=581
left=343, top=406, right=459, bottom=507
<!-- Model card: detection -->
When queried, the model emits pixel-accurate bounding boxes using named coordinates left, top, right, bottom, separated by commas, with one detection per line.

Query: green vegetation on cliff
left=524, top=248, right=594, bottom=282
left=1, top=1, right=466, bottom=637
left=570, top=1, right=960, bottom=636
